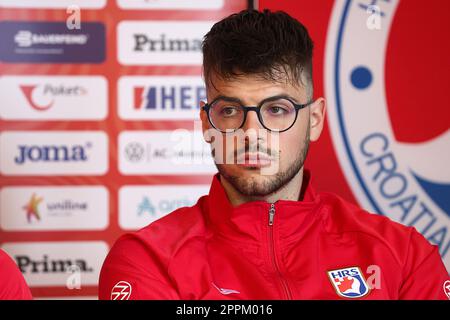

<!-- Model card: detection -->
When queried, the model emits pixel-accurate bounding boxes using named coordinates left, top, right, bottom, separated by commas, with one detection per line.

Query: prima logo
left=134, top=33, right=201, bottom=52
left=16, top=255, right=94, bottom=274
left=118, top=21, right=214, bottom=65
left=117, top=0, right=224, bottom=10
left=1, top=242, right=108, bottom=286
left=14, top=142, right=91, bottom=164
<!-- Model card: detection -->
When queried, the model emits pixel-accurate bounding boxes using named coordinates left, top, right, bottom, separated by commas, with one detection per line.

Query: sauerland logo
left=0, top=0, right=106, bottom=9
left=0, top=131, right=108, bottom=175
left=0, top=76, right=107, bottom=120
left=325, top=0, right=450, bottom=272
left=0, top=21, right=105, bottom=63
left=116, top=0, right=223, bottom=10
left=117, top=21, right=214, bottom=65
left=0, top=186, right=109, bottom=231
left=119, top=185, right=209, bottom=230
left=1, top=242, right=108, bottom=287
left=118, top=76, right=206, bottom=120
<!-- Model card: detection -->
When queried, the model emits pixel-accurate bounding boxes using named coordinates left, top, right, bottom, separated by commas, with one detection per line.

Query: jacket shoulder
left=99, top=196, right=210, bottom=299
left=318, top=192, right=432, bottom=266
left=107, top=194, right=209, bottom=264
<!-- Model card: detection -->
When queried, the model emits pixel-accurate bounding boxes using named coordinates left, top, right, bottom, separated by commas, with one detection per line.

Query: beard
left=215, top=126, right=310, bottom=197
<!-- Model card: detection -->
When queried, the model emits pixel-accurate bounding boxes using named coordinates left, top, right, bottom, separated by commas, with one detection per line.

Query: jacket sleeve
left=0, top=249, right=33, bottom=300
left=398, top=228, right=450, bottom=300
left=98, top=235, right=180, bottom=300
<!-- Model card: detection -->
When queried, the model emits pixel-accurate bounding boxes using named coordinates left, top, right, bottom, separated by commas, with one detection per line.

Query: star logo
left=23, top=193, right=43, bottom=223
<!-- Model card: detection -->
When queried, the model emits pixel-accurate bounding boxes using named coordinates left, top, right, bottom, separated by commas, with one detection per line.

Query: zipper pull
left=268, top=203, right=275, bottom=226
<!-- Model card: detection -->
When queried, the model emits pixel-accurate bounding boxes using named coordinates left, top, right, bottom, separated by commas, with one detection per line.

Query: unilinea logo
left=20, top=84, right=87, bottom=111
left=14, top=143, right=91, bottom=164
left=23, top=193, right=42, bottom=223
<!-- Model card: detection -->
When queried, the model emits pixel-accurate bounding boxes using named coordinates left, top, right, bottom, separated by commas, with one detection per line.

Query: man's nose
left=242, top=109, right=264, bottom=131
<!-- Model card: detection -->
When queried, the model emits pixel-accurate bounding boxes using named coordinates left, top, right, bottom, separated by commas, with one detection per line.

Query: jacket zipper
left=268, top=203, right=293, bottom=299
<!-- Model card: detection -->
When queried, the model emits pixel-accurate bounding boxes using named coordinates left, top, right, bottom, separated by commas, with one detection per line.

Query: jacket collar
left=205, top=169, right=322, bottom=243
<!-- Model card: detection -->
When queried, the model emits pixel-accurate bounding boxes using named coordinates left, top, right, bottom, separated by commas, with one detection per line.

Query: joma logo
left=14, top=143, right=91, bottom=164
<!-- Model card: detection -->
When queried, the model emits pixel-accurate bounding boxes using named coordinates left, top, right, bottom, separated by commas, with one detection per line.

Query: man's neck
left=220, top=168, right=304, bottom=207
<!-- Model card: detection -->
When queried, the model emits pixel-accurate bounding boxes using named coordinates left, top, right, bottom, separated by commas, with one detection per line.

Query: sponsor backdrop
left=0, top=0, right=246, bottom=299
left=0, top=0, right=448, bottom=299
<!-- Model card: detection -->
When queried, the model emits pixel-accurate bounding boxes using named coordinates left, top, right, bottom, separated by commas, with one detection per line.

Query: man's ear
left=199, top=101, right=211, bottom=143
left=309, top=97, right=326, bottom=142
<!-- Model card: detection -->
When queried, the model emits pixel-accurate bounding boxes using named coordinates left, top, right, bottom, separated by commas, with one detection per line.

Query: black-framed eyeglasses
left=202, top=95, right=313, bottom=133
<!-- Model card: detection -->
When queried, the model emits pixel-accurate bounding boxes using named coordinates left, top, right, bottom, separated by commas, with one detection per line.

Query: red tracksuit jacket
left=0, top=249, right=32, bottom=300
left=99, top=170, right=450, bottom=300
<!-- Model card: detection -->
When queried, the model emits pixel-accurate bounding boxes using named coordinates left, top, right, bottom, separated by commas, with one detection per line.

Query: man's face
left=200, top=73, right=325, bottom=197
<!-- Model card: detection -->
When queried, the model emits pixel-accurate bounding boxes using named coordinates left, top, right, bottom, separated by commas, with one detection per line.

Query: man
left=99, top=9, right=449, bottom=300
left=0, top=249, right=32, bottom=300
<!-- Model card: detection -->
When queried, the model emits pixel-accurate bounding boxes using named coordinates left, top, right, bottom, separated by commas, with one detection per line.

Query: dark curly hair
left=202, top=9, right=314, bottom=98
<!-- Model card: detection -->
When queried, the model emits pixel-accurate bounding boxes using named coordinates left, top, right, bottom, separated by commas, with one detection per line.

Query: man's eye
left=221, top=107, right=239, bottom=116
left=268, top=106, right=287, bottom=114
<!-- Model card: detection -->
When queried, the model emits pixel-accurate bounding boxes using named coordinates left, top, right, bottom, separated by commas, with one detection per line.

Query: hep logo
left=111, top=281, right=132, bottom=300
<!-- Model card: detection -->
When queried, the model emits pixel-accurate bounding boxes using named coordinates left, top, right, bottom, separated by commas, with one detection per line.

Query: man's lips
left=238, top=152, right=274, bottom=167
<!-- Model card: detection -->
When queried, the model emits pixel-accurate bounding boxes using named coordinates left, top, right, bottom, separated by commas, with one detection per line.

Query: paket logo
left=325, top=0, right=450, bottom=272
left=117, top=0, right=223, bottom=10
left=20, top=85, right=60, bottom=111
left=0, top=131, right=108, bottom=176
left=117, top=21, right=214, bottom=65
left=0, top=0, right=106, bottom=9
left=1, top=241, right=108, bottom=287
left=0, top=76, right=107, bottom=120
left=118, top=76, right=206, bottom=120
left=0, top=186, right=109, bottom=231
left=0, top=21, right=105, bottom=63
